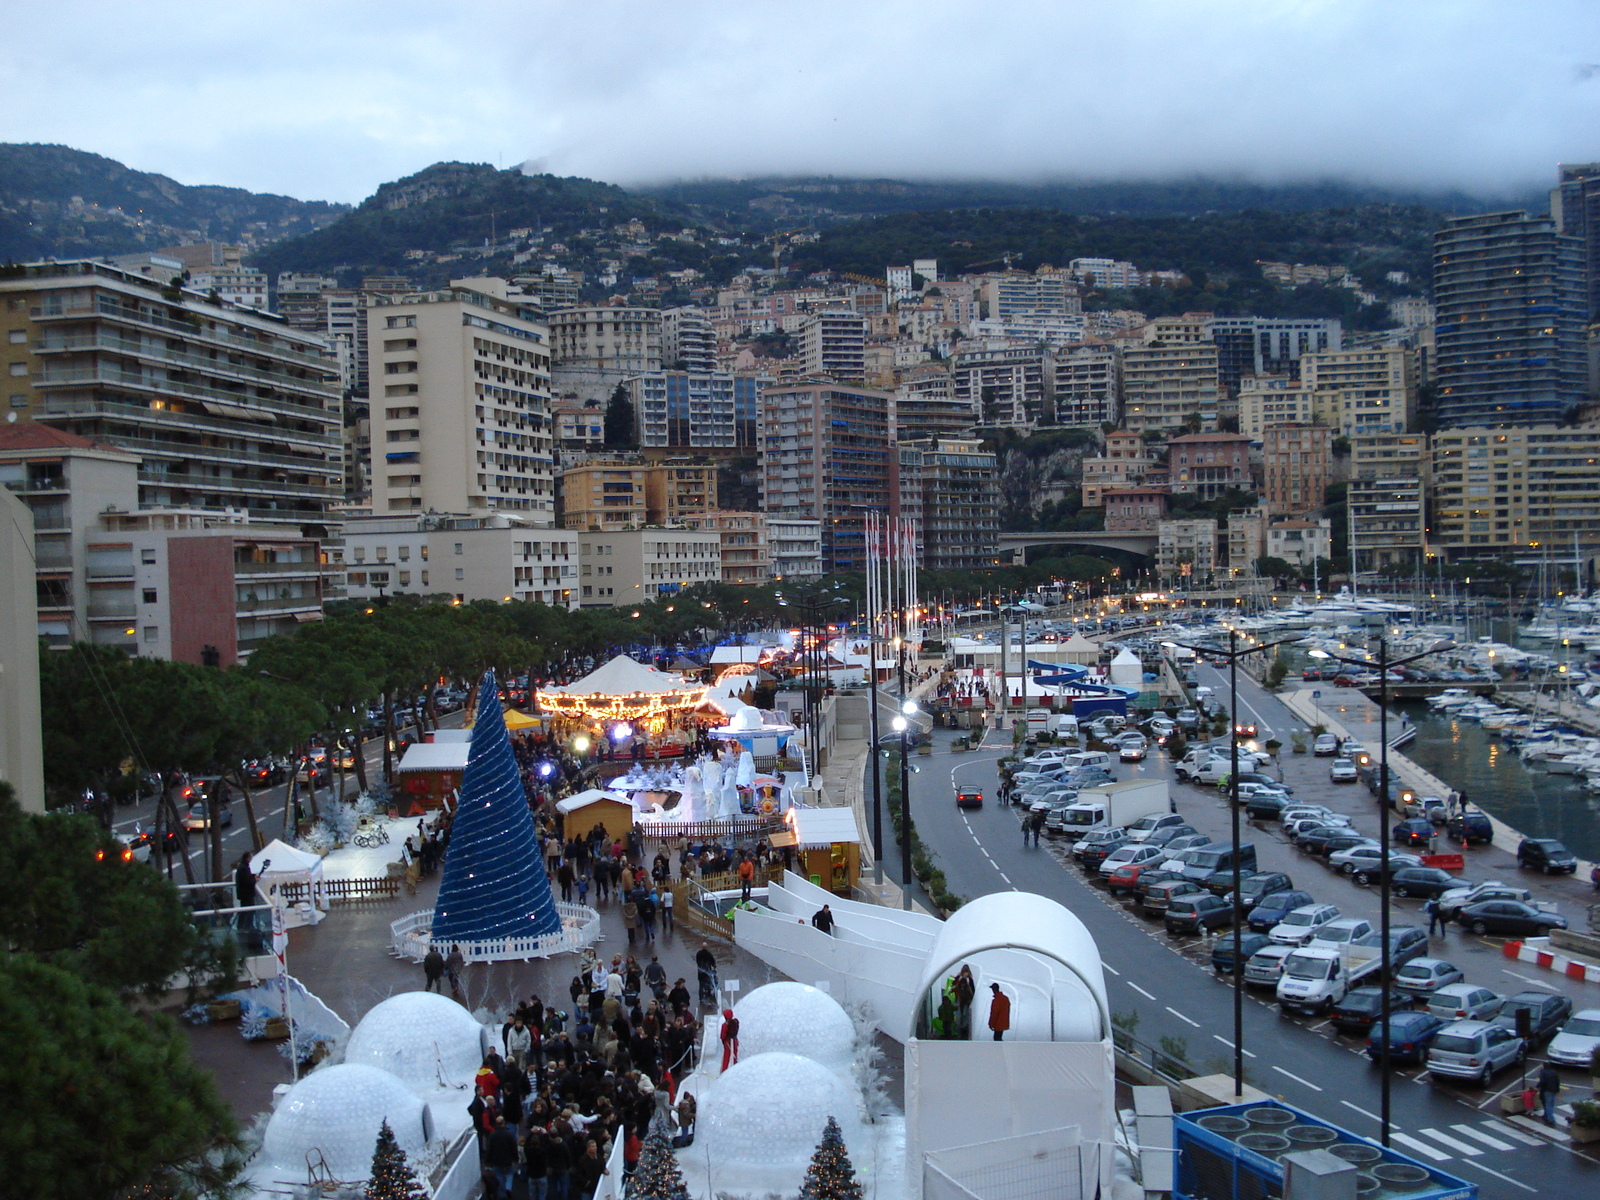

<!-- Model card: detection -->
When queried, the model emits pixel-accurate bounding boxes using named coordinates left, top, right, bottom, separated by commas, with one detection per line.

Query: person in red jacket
left=719, top=1008, right=740, bottom=1070
left=987, top=983, right=1011, bottom=1042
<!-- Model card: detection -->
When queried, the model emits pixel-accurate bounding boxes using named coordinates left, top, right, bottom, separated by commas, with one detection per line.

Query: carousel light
left=612, top=723, right=633, bottom=741
left=572, top=735, right=591, bottom=754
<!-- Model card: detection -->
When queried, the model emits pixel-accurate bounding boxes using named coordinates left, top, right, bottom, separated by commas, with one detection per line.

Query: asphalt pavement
left=896, top=668, right=1600, bottom=1200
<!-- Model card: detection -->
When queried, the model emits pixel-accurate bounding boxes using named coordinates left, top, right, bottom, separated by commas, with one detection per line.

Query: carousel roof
left=548, top=654, right=694, bottom=697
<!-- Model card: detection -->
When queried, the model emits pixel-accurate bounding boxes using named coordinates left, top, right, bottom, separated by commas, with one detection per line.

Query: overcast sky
left=5, top=0, right=1599, bottom=205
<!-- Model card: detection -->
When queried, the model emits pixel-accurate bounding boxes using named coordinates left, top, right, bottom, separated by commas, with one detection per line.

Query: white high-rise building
left=367, top=278, right=555, bottom=520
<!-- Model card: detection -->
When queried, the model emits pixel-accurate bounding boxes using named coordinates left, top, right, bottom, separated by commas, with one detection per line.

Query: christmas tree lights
left=365, top=1120, right=427, bottom=1200
left=798, top=1116, right=863, bottom=1200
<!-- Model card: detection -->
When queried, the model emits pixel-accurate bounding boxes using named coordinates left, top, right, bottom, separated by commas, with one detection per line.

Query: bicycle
left=352, top=818, right=391, bottom=849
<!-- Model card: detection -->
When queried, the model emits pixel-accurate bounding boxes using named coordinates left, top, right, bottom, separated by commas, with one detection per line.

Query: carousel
left=535, top=654, right=710, bottom=759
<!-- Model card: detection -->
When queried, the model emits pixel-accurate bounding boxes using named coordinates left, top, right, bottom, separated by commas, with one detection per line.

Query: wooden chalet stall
left=556, top=789, right=635, bottom=842
left=394, top=739, right=470, bottom=814
left=772, top=806, right=862, bottom=896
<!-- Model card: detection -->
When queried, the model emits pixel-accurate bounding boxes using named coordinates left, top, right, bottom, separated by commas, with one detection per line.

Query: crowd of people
left=466, top=964, right=707, bottom=1200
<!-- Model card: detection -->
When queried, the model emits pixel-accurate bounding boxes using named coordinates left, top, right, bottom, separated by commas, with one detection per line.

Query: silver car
left=1394, top=957, right=1464, bottom=996
left=1426, top=1020, right=1525, bottom=1084
left=1243, top=944, right=1296, bottom=988
left=1547, top=1008, right=1600, bottom=1067
left=1425, top=984, right=1503, bottom=1022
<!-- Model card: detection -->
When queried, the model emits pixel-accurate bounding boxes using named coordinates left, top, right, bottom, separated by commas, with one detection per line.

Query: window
left=421, top=570, right=429, bottom=586
left=454, top=543, right=463, bottom=555
left=142, top=626, right=159, bottom=644
left=8, top=363, right=26, bottom=377
left=142, top=588, right=157, bottom=604
left=398, top=571, right=411, bottom=586
left=140, top=548, right=157, bottom=565
left=420, top=546, right=429, bottom=561
left=7, top=330, right=24, bottom=344
left=9, top=395, right=26, bottom=408
left=455, top=568, right=464, bottom=580
left=385, top=315, right=416, bottom=329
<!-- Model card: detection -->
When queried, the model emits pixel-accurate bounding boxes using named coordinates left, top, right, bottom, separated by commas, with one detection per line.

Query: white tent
left=549, top=654, right=686, bottom=697
left=555, top=788, right=635, bottom=815
left=250, top=838, right=329, bottom=928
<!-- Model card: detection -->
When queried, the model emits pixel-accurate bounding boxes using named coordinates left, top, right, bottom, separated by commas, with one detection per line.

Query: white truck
left=1174, top=749, right=1228, bottom=783
left=1274, top=944, right=1384, bottom=1015
left=1057, top=779, right=1171, bottom=840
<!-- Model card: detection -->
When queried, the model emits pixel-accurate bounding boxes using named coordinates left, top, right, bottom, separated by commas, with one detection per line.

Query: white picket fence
left=390, top=901, right=601, bottom=963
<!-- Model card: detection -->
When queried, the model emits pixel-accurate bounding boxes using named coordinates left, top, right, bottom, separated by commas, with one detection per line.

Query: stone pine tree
left=365, top=1120, right=427, bottom=1200
left=799, top=1117, right=863, bottom=1200
left=631, top=1129, right=691, bottom=1200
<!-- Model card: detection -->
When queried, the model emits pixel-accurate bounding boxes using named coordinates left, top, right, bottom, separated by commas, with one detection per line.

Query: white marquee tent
left=249, top=838, right=329, bottom=928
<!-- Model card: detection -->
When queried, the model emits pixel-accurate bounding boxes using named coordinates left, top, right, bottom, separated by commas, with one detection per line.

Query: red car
left=1105, top=862, right=1154, bottom=895
left=956, top=788, right=983, bottom=809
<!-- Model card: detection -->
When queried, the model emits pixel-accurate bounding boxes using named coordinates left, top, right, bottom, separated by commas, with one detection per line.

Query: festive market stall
left=536, top=654, right=709, bottom=757
left=770, top=806, right=861, bottom=894
left=394, top=740, right=470, bottom=813
left=555, top=788, right=636, bottom=841
left=248, top=838, right=329, bottom=928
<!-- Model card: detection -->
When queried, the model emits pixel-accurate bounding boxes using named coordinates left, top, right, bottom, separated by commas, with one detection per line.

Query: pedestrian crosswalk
left=1389, top=1120, right=1544, bottom=1162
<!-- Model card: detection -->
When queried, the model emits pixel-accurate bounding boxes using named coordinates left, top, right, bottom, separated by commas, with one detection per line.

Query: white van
left=1063, top=751, right=1114, bottom=772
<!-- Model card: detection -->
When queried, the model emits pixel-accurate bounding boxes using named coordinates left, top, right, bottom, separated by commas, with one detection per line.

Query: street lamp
left=892, top=710, right=915, bottom=908
left=1308, top=637, right=1453, bottom=1147
left=1162, top=630, right=1302, bottom=1100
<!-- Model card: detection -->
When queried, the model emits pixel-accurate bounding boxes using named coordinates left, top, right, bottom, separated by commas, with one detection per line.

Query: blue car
left=1365, top=1010, right=1447, bottom=1065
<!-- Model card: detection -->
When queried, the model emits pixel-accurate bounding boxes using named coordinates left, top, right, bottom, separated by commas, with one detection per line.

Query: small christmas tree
left=631, top=1128, right=691, bottom=1200
left=365, top=1119, right=427, bottom=1200
left=799, top=1116, right=863, bottom=1200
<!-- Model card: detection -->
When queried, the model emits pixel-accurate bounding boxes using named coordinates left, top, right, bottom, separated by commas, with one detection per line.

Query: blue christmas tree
left=431, top=668, right=562, bottom=945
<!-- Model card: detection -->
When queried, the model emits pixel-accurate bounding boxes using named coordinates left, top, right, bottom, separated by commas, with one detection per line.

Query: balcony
left=34, top=331, right=336, bottom=399
left=32, top=297, right=332, bottom=370
left=33, top=364, right=337, bottom=426
left=36, top=397, right=341, bottom=459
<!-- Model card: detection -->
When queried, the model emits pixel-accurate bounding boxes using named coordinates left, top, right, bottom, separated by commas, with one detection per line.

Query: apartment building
left=1121, top=342, right=1220, bottom=433
left=1080, top=431, right=1153, bottom=507
left=1210, top=317, right=1342, bottom=391
left=767, top=516, right=824, bottom=580
left=367, top=278, right=555, bottom=519
left=1101, top=486, right=1169, bottom=532
left=1301, top=346, right=1416, bottom=436
left=578, top=528, right=722, bottom=606
left=646, top=461, right=717, bottom=524
left=1228, top=507, right=1267, bottom=576
left=1069, top=258, right=1144, bottom=289
left=0, top=486, right=43, bottom=811
left=1552, top=162, right=1600, bottom=323
left=0, top=260, right=343, bottom=526
left=660, top=307, right=717, bottom=373
left=1429, top=425, right=1600, bottom=562
left=683, top=510, right=770, bottom=584
left=951, top=344, right=1049, bottom=429
left=626, top=371, right=764, bottom=453
left=1432, top=211, right=1587, bottom=427
left=548, top=306, right=662, bottom=373
left=902, top=437, right=1002, bottom=571
left=1348, top=433, right=1428, bottom=572
left=1266, top=519, right=1332, bottom=568
left=1261, top=423, right=1332, bottom=517
left=969, top=311, right=1087, bottom=349
left=1050, top=343, right=1120, bottom=427
left=1157, top=519, right=1219, bottom=584
left=1237, top=374, right=1315, bottom=437
left=341, top=513, right=576, bottom=606
left=977, top=269, right=1081, bottom=319
left=795, top=311, right=867, bottom=381
left=1166, top=432, right=1252, bottom=499
left=760, top=383, right=893, bottom=572
left=893, top=363, right=973, bottom=441
left=553, top=400, right=605, bottom=450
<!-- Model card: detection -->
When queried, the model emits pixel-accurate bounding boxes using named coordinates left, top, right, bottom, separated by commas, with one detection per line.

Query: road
left=895, top=667, right=1600, bottom=1200
left=110, top=710, right=466, bottom=882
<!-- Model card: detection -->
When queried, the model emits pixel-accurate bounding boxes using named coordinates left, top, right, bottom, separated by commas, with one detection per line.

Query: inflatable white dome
left=345, top=991, right=488, bottom=1092
left=262, top=1063, right=429, bottom=1181
left=702, top=1052, right=862, bottom=1189
left=734, top=981, right=857, bottom=1071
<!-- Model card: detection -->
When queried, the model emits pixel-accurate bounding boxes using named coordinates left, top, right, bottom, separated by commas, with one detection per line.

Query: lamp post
left=1162, top=629, right=1302, bottom=1099
left=1308, top=637, right=1452, bottom=1147
left=891, top=693, right=919, bottom=910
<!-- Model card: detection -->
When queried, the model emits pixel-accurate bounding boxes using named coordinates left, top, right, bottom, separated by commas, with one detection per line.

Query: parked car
left=1076, top=833, right=1131, bottom=871
left=1165, top=893, right=1234, bottom=935
left=1425, top=984, right=1504, bottom=1023
left=1245, top=793, right=1291, bottom=820
left=1392, top=818, right=1434, bottom=847
left=1099, top=843, right=1167, bottom=878
left=1387, top=866, right=1462, bottom=899
left=1393, top=957, right=1465, bottom=997
left=1313, top=734, right=1339, bottom=756
left=1331, top=986, right=1414, bottom=1035
left=1247, top=889, right=1317, bottom=934
left=1211, top=932, right=1273, bottom=976
left=1546, top=1008, right=1600, bottom=1067
left=1161, top=833, right=1212, bottom=853
left=1516, top=838, right=1578, bottom=874
left=1445, top=811, right=1495, bottom=846
left=1425, top=1020, right=1525, bottom=1084
left=1381, top=926, right=1432, bottom=967
left=1366, top=1011, right=1447, bottom=1065
left=1124, top=812, right=1187, bottom=843
left=1454, top=900, right=1568, bottom=937
left=1308, top=830, right=1378, bottom=859
left=1244, top=944, right=1297, bottom=988
left=1140, top=878, right=1204, bottom=918
left=1105, top=862, right=1159, bottom=895
left=1309, top=917, right=1375, bottom=950
left=1491, top=991, right=1574, bottom=1044
left=1235, top=771, right=1293, bottom=794
left=1072, top=827, right=1127, bottom=863
left=1328, top=757, right=1359, bottom=783
left=1344, top=850, right=1428, bottom=885
left=1269, top=903, right=1342, bottom=946
left=1231, top=871, right=1293, bottom=910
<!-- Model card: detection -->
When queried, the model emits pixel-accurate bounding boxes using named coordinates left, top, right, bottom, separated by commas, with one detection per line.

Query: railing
left=634, top=815, right=786, bottom=843
left=33, top=298, right=333, bottom=370
left=34, top=331, right=337, bottom=396
left=34, top=364, right=337, bottom=425
left=281, top=876, right=399, bottom=904
left=389, top=901, right=601, bottom=962
left=36, top=405, right=340, bottom=463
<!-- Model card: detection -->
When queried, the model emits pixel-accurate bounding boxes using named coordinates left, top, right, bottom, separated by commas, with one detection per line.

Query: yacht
left=1427, top=688, right=1476, bottom=711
